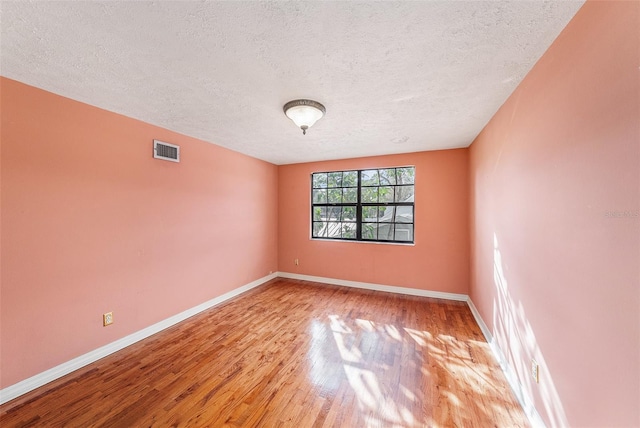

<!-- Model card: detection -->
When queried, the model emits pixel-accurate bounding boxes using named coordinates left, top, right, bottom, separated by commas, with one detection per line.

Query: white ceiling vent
left=153, top=140, right=180, bottom=162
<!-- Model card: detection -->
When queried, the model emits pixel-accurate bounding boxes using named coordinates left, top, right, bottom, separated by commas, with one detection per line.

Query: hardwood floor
left=0, top=278, right=529, bottom=427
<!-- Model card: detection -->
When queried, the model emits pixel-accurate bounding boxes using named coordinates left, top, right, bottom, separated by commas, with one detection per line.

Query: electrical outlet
left=531, top=359, right=539, bottom=383
left=103, top=312, right=114, bottom=326
left=295, top=258, right=299, bottom=266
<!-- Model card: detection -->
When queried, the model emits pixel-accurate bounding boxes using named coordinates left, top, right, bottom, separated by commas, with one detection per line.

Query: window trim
left=310, top=166, right=415, bottom=244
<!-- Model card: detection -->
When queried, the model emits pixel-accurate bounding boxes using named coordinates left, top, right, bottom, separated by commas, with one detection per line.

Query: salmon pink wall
left=278, top=150, right=469, bottom=294
left=469, top=1, right=639, bottom=426
left=0, top=78, right=278, bottom=388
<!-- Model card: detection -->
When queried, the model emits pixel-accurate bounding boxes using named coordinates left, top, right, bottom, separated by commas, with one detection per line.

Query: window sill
left=310, top=237, right=415, bottom=247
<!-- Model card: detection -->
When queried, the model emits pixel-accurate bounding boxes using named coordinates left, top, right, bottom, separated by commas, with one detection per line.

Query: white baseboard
left=467, top=298, right=546, bottom=428
left=278, top=272, right=468, bottom=301
left=0, top=272, right=278, bottom=405
left=1, top=270, right=545, bottom=428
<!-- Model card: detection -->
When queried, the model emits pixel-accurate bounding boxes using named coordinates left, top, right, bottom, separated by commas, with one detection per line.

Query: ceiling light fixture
left=283, top=99, right=326, bottom=135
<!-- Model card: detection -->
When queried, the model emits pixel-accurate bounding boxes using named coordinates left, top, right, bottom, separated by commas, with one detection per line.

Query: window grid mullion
left=356, top=171, right=362, bottom=240
left=312, top=167, right=414, bottom=243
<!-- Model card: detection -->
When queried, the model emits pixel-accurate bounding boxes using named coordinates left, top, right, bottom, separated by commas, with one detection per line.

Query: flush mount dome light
left=283, top=99, right=326, bottom=135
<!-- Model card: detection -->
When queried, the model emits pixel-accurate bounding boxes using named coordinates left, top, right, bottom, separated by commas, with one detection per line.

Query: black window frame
left=311, top=166, right=415, bottom=244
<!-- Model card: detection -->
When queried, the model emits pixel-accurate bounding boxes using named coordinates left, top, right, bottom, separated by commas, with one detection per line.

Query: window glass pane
left=378, top=206, right=395, bottom=223
left=379, top=169, right=396, bottom=185
left=328, top=188, right=342, bottom=203
left=313, top=206, right=326, bottom=221
left=395, top=185, right=414, bottom=202
left=313, top=189, right=327, bottom=203
left=397, top=167, right=415, bottom=184
left=327, top=206, right=341, bottom=220
left=361, top=187, right=378, bottom=203
left=378, top=223, right=394, bottom=241
left=342, top=206, right=356, bottom=221
left=326, top=222, right=342, bottom=238
left=379, top=186, right=394, bottom=203
left=362, top=223, right=378, bottom=240
left=343, top=187, right=357, bottom=203
left=327, top=172, right=342, bottom=188
left=394, top=224, right=413, bottom=242
left=341, top=223, right=356, bottom=239
left=395, top=206, right=413, bottom=223
left=362, top=206, right=379, bottom=222
left=343, top=171, right=357, bottom=187
left=313, top=222, right=327, bottom=237
left=312, top=173, right=327, bottom=188
left=361, top=170, right=379, bottom=186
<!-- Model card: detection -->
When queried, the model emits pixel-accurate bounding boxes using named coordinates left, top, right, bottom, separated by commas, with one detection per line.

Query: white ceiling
left=0, top=1, right=583, bottom=165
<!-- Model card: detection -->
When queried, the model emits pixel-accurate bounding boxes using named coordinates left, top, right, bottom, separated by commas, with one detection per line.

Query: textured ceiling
left=0, top=1, right=583, bottom=165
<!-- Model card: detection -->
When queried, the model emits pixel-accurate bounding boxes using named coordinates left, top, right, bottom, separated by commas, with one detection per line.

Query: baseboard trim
left=278, top=272, right=468, bottom=301
left=1, top=271, right=545, bottom=428
left=0, top=272, right=278, bottom=405
left=467, top=298, right=546, bottom=428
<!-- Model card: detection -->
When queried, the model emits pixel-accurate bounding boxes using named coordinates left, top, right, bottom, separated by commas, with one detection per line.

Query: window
left=311, top=167, right=415, bottom=243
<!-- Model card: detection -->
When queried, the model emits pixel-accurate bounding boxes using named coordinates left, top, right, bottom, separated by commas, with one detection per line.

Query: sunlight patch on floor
left=304, top=307, right=528, bottom=427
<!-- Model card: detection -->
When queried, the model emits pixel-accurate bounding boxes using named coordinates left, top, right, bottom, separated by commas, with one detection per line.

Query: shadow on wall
left=492, top=233, right=568, bottom=427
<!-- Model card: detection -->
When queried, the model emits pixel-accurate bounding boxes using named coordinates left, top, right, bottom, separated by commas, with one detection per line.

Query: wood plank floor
left=0, top=278, right=529, bottom=427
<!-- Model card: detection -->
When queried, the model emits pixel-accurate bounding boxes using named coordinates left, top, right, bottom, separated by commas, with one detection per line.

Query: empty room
left=1, top=1, right=638, bottom=427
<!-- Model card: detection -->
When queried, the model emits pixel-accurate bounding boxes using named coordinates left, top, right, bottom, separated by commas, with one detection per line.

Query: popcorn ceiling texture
left=0, top=1, right=583, bottom=165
